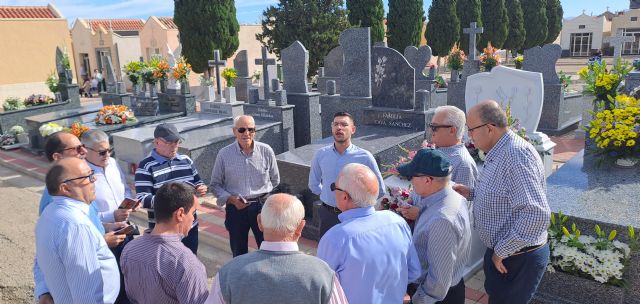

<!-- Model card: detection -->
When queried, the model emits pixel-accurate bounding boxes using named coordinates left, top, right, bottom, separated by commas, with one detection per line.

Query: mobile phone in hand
left=114, top=225, right=135, bottom=235
left=119, top=198, right=139, bottom=209
left=239, top=195, right=249, bottom=205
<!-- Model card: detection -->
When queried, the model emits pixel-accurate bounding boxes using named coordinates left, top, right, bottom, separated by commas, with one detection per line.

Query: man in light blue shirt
left=398, top=149, right=471, bottom=304
left=308, top=112, right=385, bottom=237
left=317, top=163, right=420, bottom=304
left=36, top=157, right=120, bottom=303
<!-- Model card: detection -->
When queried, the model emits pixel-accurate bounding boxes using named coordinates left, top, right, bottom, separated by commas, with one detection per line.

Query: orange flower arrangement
left=171, top=57, right=191, bottom=81
left=95, top=105, right=137, bottom=125
left=479, top=42, right=501, bottom=71
left=66, top=122, right=91, bottom=138
left=152, top=60, right=170, bottom=80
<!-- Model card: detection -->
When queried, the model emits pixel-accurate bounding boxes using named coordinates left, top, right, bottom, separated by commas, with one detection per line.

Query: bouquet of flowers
left=0, top=134, right=16, bottom=146
left=578, top=58, right=632, bottom=103
left=3, top=96, right=24, bottom=111
left=586, top=94, right=639, bottom=163
left=479, top=42, right=501, bottom=71
left=45, top=71, right=59, bottom=93
left=171, top=56, right=191, bottom=82
left=9, top=125, right=24, bottom=135
left=222, top=68, right=238, bottom=87
left=447, top=43, right=465, bottom=71
left=514, top=56, right=524, bottom=69
left=39, top=122, right=63, bottom=137
left=65, top=122, right=91, bottom=138
left=150, top=57, right=170, bottom=81
left=382, top=141, right=435, bottom=178
left=95, top=105, right=137, bottom=125
left=379, top=186, right=412, bottom=211
left=24, top=94, right=54, bottom=107
left=123, top=61, right=144, bottom=85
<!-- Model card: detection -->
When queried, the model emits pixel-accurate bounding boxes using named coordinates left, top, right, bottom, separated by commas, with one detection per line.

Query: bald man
left=206, top=194, right=347, bottom=304
left=211, top=115, right=280, bottom=257
left=454, top=100, right=550, bottom=304
left=317, top=163, right=421, bottom=304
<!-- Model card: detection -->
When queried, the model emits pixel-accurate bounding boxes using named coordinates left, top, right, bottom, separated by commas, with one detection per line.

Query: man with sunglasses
left=211, top=115, right=280, bottom=257
left=35, top=157, right=120, bottom=303
left=136, top=123, right=207, bottom=254
left=397, top=149, right=471, bottom=304
left=453, top=100, right=550, bottom=303
left=317, top=163, right=420, bottom=304
left=309, top=112, right=385, bottom=238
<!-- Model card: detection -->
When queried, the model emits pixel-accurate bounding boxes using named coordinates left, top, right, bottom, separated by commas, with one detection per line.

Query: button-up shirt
left=309, top=144, right=386, bottom=207
left=317, top=206, right=421, bottom=304
left=412, top=186, right=471, bottom=304
left=205, top=241, right=349, bottom=304
left=120, top=233, right=209, bottom=304
left=210, top=141, right=279, bottom=206
left=437, top=143, right=478, bottom=188
left=35, top=196, right=119, bottom=303
left=471, top=131, right=550, bottom=258
left=88, top=157, right=133, bottom=223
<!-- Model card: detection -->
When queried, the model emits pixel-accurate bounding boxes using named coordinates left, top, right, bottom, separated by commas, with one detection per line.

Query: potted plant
left=171, top=56, right=191, bottom=95
left=447, top=43, right=465, bottom=82
left=3, top=96, right=24, bottom=111
left=479, top=42, right=501, bottom=71
left=9, top=125, right=28, bottom=144
left=124, top=61, right=144, bottom=95
left=222, top=68, right=238, bottom=102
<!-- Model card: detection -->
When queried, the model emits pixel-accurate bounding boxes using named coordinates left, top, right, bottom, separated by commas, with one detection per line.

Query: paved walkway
left=0, top=130, right=584, bottom=303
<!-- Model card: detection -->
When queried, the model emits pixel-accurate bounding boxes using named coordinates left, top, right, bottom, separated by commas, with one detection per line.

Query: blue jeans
left=484, top=244, right=549, bottom=304
left=225, top=202, right=264, bottom=257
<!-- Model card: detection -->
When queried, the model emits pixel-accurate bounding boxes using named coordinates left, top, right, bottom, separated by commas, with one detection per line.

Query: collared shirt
left=88, top=157, right=133, bottom=223
left=437, top=143, right=478, bottom=188
left=120, top=233, right=209, bottom=304
left=412, top=186, right=471, bottom=304
left=210, top=141, right=279, bottom=206
left=205, top=241, right=348, bottom=304
left=309, top=144, right=386, bottom=207
left=34, top=187, right=106, bottom=298
left=135, top=149, right=204, bottom=226
left=317, top=206, right=421, bottom=304
left=35, top=196, right=119, bottom=303
left=471, top=131, right=550, bottom=258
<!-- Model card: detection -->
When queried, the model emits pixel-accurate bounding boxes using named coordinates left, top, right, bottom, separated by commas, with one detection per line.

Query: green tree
left=521, top=0, right=548, bottom=50
left=425, top=0, right=459, bottom=56
left=502, top=0, right=526, bottom=52
left=478, top=0, right=509, bottom=49
left=456, top=0, right=482, bottom=55
left=346, top=0, right=385, bottom=44
left=544, top=0, right=563, bottom=44
left=387, top=0, right=426, bottom=51
left=256, top=0, right=349, bottom=77
left=174, top=0, right=239, bottom=73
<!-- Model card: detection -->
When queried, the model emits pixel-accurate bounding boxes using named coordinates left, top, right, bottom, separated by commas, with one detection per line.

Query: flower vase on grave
left=132, top=83, right=140, bottom=96
left=54, top=92, right=62, bottom=102
left=148, top=83, right=157, bottom=97
left=16, top=133, right=29, bottom=144
left=451, top=70, right=460, bottom=83
left=65, top=69, right=73, bottom=84
left=224, top=87, right=236, bottom=103
left=160, top=80, right=167, bottom=93
left=180, top=80, right=190, bottom=94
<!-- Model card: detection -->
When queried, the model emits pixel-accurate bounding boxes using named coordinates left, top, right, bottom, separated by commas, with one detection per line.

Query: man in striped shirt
left=135, top=123, right=208, bottom=254
left=398, top=149, right=471, bottom=304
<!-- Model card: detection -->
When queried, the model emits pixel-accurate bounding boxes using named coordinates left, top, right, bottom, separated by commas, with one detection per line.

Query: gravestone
left=404, top=45, right=433, bottom=91
left=233, top=50, right=252, bottom=102
left=340, top=28, right=372, bottom=98
left=448, top=23, right=484, bottom=111
left=208, top=50, right=227, bottom=102
left=282, top=41, right=322, bottom=147
left=463, top=22, right=483, bottom=60
left=523, top=44, right=583, bottom=134
left=201, top=50, right=245, bottom=115
left=317, top=46, right=343, bottom=94
left=465, top=65, right=556, bottom=176
left=166, top=44, right=182, bottom=92
left=604, top=29, right=635, bottom=61
left=101, top=56, right=130, bottom=106
left=371, top=46, right=415, bottom=109
left=255, top=47, right=278, bottom=101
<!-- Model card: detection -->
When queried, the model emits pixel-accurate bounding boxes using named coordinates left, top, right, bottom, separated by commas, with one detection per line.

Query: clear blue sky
left=4, top=0, right=631, bottom=25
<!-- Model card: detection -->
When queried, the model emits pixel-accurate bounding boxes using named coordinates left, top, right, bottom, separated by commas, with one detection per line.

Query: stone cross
left=463, top=22, right=484, bottom=60
left=604, top=30, right=634, bottom=60
left=208, top=50, right=226, bottom=97
left=255, top=47, right=277, bottom=97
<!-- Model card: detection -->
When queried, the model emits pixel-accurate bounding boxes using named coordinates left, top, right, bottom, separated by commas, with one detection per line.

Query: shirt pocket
left=249, top=158, right=270, bottom=189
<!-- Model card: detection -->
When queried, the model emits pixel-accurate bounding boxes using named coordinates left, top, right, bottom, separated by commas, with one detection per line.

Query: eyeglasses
left=467, top=123, right=496, bottom=133
left=88, top=147, right=113, bottom=157
left=330, top=182, right=349, bottom=195
left=62, top=170, right=96, bottom=184
left=61, top=144, right=85, bottom=154
left=428, top=124, right=453, bottom=132
left=237, top=127, right=256, bottom=133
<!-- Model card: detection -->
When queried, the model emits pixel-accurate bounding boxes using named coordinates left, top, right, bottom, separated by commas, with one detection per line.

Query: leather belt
left=510, top=242, right=546, bottom=257
left=245, top=193, right=268, bottom=204
left=322, top=203, right=341, bottom=214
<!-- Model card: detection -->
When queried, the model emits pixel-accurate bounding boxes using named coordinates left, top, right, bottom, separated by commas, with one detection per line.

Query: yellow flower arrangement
left=588, top=95, right=640, bottom=162
left=221, top=68, right=238, bottom=87
left=579, top=58, right=632, bottom=106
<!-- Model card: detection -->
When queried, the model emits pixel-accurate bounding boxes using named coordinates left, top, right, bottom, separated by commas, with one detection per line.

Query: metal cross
left=255, top=47, right=277, bottom=96
left=604, top=29, right=635, bottom=61
left=208, top=50, right=226, bottom=96
left=463, top=22, right=484, bottom=60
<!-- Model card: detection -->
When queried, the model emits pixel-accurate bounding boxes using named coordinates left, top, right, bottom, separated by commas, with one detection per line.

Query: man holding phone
left=211, top=115, right=280, bottom=257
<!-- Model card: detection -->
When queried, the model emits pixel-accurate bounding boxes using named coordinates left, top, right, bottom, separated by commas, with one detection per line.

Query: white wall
left=560, top=14, right=609, bottom=50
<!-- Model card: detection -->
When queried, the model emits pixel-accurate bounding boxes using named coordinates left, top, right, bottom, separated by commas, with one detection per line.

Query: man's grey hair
left=260, top=194, right=305, bottom=234
left=477, top=101, right=508, bottom=128
left=233, top=115, right=255, bottom=127
left=80, top=129, right=109, bottom=148
left=336, top=163, right=378, bottom=208
left=434, top=106, right=466, bottom=139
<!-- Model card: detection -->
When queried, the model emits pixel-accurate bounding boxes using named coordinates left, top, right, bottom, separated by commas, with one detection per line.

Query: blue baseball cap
left=397, top=148, right=451, bottom=178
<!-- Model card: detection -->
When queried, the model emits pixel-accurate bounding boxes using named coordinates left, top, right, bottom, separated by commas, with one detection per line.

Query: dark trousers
left=225, top=202, right=264, bottom=257
left=436, top=279, right=465, bottom=304
left=111, top=235, right=133, bottom=304
left=318, top=203, right=341, bottom=238
left=484, top=244, right=549, bottom=304
left=148, top=221, right=198, bottom=254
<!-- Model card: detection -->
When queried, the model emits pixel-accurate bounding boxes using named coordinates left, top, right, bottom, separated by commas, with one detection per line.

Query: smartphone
left=114, top=225, right=135, bottom=235
left=119, top=198, right=139, bottom=209
left=239, top=195, right=249, bottom=204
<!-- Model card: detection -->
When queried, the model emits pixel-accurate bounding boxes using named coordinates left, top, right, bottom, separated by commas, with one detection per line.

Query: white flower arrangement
left=9, top=125, right=24, bottom=135
left=39, top=122, right=63, bottom=137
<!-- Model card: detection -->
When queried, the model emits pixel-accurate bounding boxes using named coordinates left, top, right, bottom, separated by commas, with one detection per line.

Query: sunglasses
left=330, top=182, right=349, bottom=195
left=61, top=144, right=85, bottom=154
left=428, top=124, right=453, bottom=132
left=237, top=127, right=256, bottom=134
left=88, top=147, right=114, bottom=157
left=62, top=170, right=96, bottom=184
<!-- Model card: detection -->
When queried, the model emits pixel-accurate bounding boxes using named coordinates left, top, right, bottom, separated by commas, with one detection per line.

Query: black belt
left=510, top=242, right=546, bottom=257
left=245, top=193, right=268, bottom=204
left=322, top=203, right=341, bottom=214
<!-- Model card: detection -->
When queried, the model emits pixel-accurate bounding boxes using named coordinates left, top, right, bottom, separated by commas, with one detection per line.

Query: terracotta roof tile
left=158, top=17, right=178, bottom=30
left=89, top=19, right=144, bottom=31
left=0, top=6, right=57, bottom=19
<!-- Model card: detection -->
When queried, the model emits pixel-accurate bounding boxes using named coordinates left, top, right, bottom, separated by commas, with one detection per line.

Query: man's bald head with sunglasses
left=44, top=131, right=88, bottom=162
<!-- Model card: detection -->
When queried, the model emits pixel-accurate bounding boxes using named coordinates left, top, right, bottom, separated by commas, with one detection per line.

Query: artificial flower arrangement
left=479, top=42, right=501, bottom=71
left=379, top=185, right=413, bottom=218
left=578, top=58, right=632, bottom=104
left=586, top=94, right=639, bottom=165
left=65, top=122, right=91, bottom=138
left=222, top=68, right=238, bottom=87
left=24, top=94, right=54, bottom=107
left=149, top=57, right=170, bottom=81
left=0, top=133, right=16, bottom=146
left=514, top=56, right=524, bottom=70
left=3, top=96, right=24, bottom=111
left=123, top=61, right=144, bottom=85
left=547, top=212, right=633, bottom=286
left=446, top=43, right=465, bottom=71
left=95, top=105, right=137, bottom=125
left=171, top=56, right=191, bottom=82
left=39, top=122, right=63, bottom=137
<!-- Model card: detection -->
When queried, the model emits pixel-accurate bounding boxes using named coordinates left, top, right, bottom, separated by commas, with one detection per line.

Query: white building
left=560, top=12, right=611, bottom=57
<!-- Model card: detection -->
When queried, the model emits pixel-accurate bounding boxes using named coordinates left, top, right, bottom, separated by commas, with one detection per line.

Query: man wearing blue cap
left=398, top=148, right=471, bottom=304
